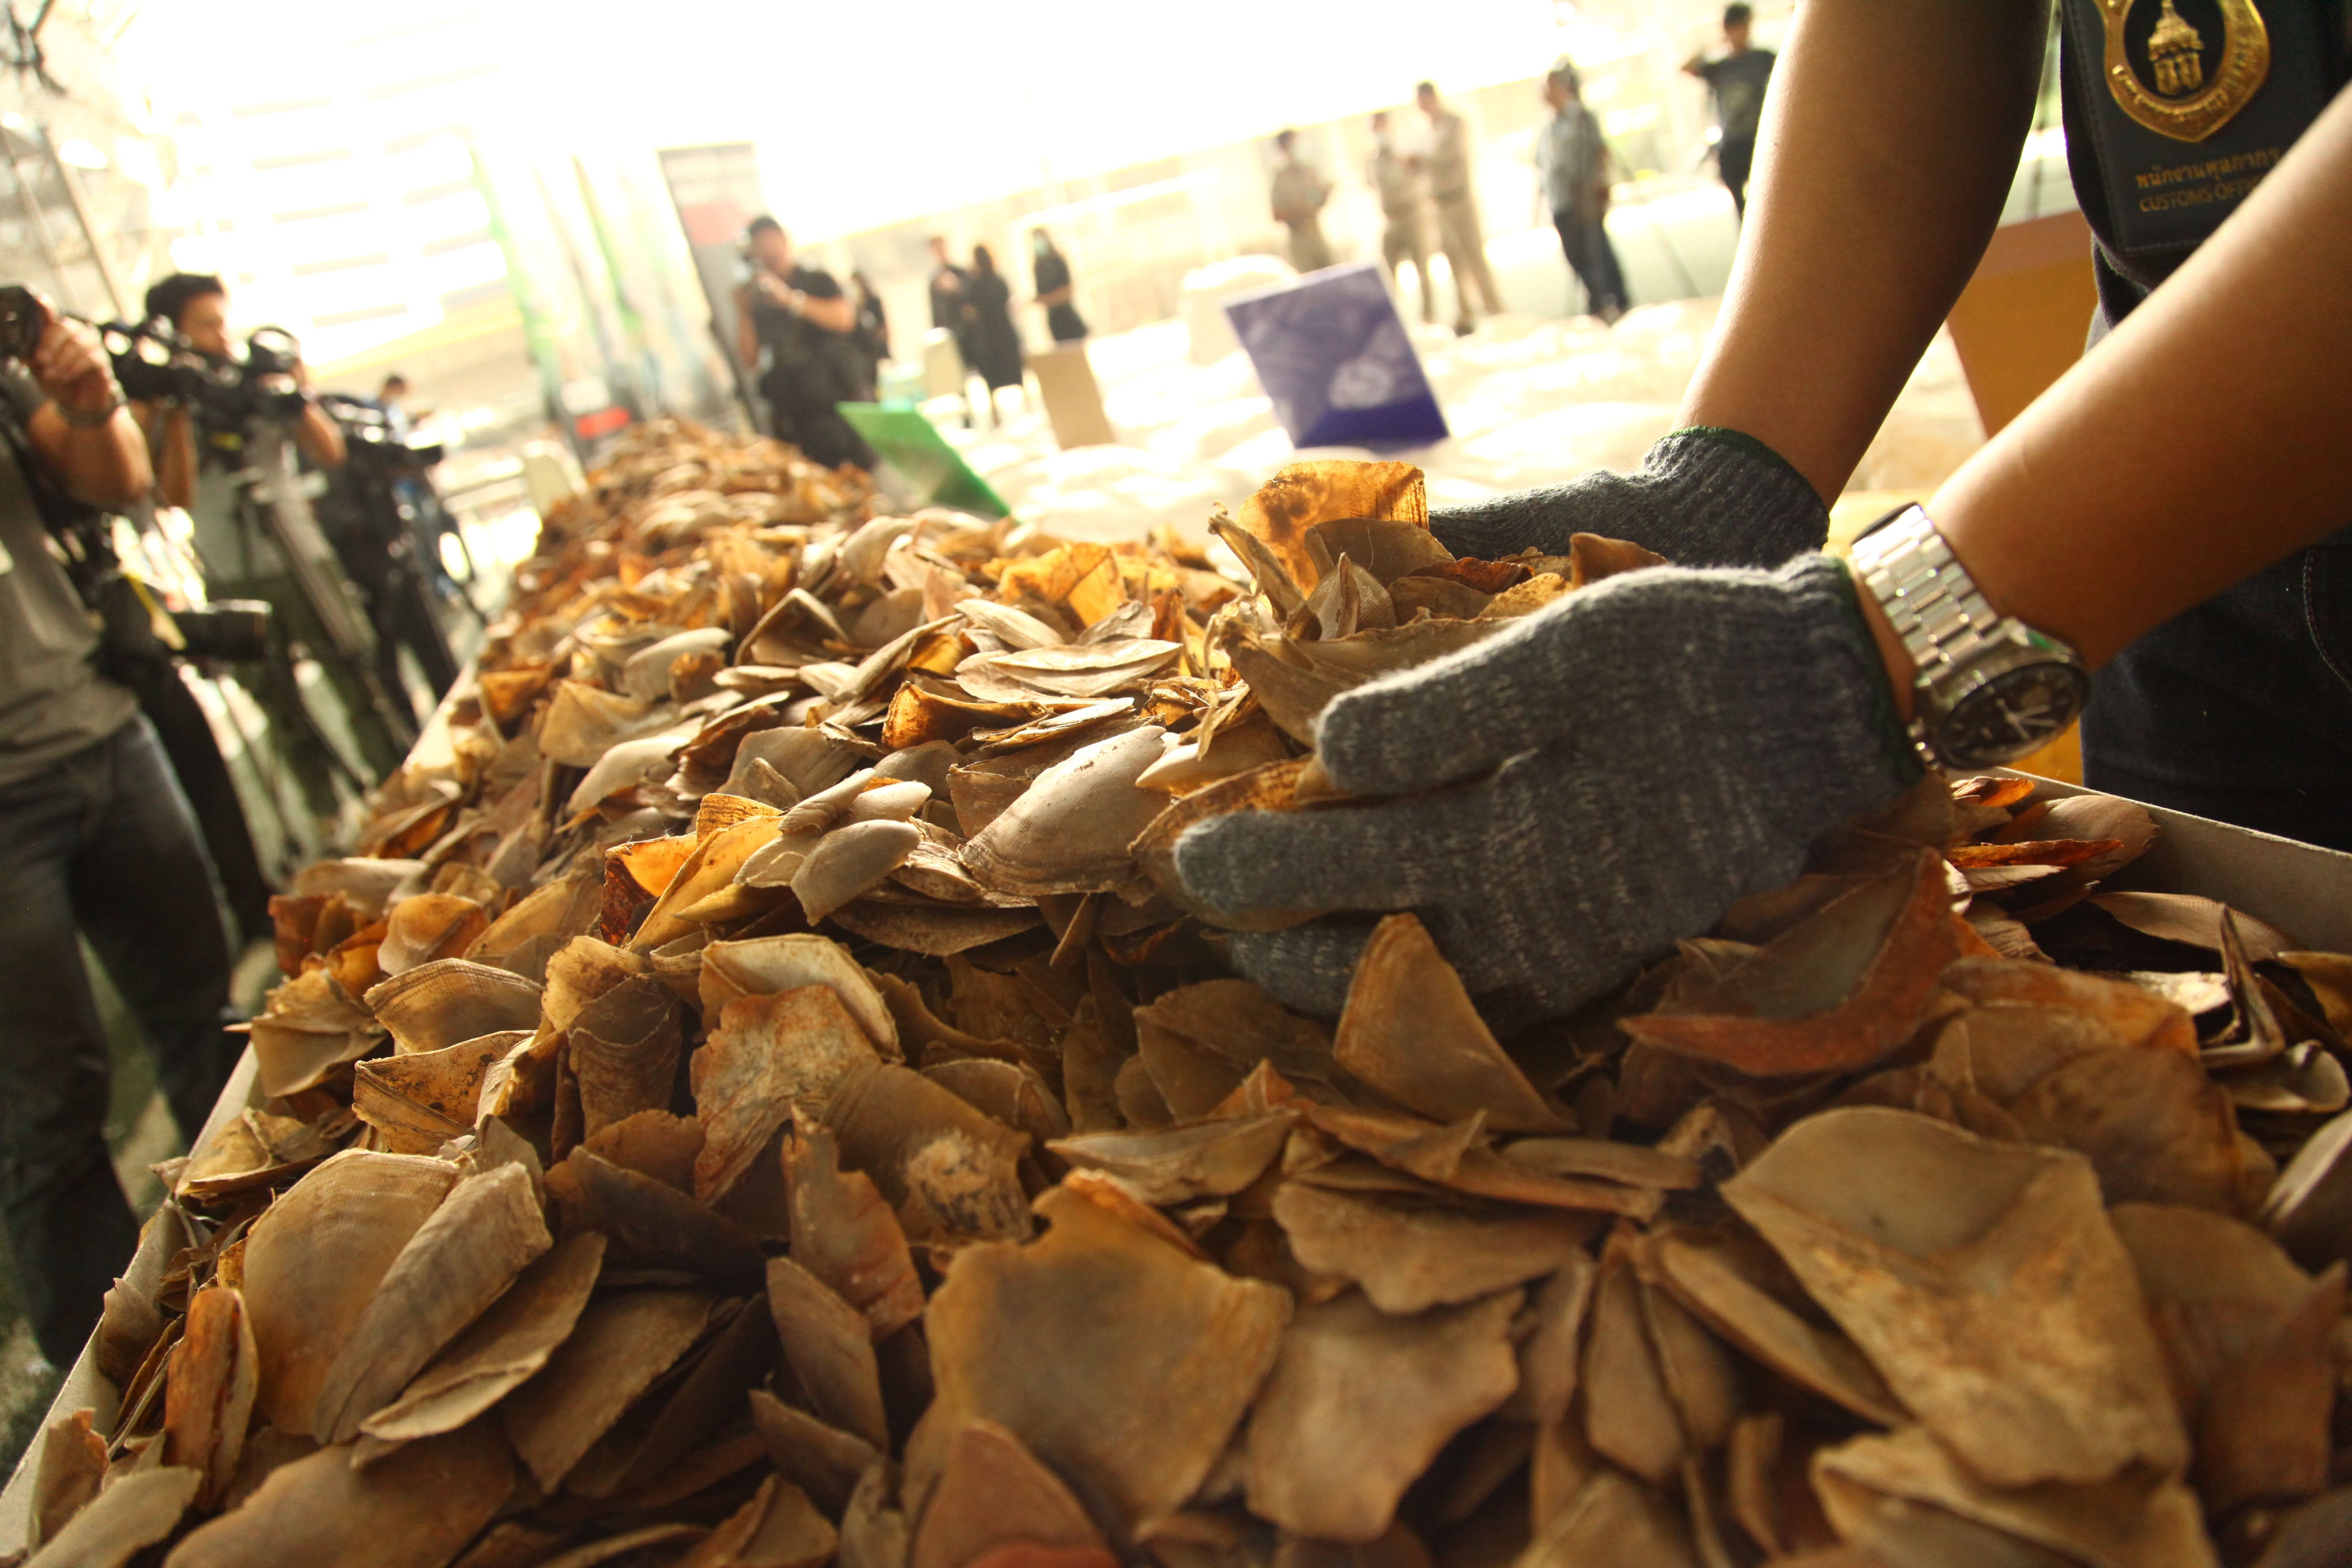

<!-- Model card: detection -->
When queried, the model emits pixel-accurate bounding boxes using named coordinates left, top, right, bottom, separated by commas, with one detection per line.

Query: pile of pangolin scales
left=20, top=420, right=2352, bottom=1568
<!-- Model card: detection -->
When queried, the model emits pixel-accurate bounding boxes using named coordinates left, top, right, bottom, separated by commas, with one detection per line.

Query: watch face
left=1934, top=662, right=2093, bottom=768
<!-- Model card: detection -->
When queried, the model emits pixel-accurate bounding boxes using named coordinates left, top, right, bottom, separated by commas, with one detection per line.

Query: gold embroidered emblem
left=2100, top=0, right=2270, bottom=141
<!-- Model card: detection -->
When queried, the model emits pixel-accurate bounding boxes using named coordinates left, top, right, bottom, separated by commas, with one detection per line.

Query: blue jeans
left=2083, top=524, right=2352, bottom=851
left=0, top=717, right=240, bottom=1362
left=1552, top=211, right=1629, bottom=318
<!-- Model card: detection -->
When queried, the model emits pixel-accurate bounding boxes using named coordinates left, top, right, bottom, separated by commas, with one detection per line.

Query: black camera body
left=320, top=393, right=445, bottom=477
left=103, top=319, right=312, bottom=431
left=171, top=600, right=272, bottom=664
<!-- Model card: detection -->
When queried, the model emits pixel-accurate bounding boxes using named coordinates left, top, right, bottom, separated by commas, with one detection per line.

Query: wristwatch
left=1849, top=504, right=2090, bottom=770
left=56, top=380, right=125, bottom=428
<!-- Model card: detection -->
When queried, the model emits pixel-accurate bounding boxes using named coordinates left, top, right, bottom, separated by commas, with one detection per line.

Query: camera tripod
left=215, top=429, right=419, bottom=800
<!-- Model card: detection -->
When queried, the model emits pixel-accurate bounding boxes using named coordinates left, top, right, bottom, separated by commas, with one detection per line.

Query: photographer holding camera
left=0, top=291, right=240, bottom=1368
left=133, top=273, right=406, bottom=842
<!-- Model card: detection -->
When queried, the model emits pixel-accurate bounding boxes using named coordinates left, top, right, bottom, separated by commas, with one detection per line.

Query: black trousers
left=135, top=668, right=276, bottom=945
left=2083, top=525, right=2352, bottom=851
left=1720, top=134, right=1756, bottom=218
left=771, top=402, right=877, bottom=473
left=0, top=717, right=240, bottom=1362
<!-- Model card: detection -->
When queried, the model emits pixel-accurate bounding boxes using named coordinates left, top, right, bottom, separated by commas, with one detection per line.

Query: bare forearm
left=152, top=405, right=195, bottom=510
left=1676, top=0, right=2046, bottom=502
left=804, top=296, right=857, bottom=333
left=31, top=405, right=150, bottom=507
left=1928, top=86, right=2352, bottom=671
left=295, top=402, right=345, bottom=468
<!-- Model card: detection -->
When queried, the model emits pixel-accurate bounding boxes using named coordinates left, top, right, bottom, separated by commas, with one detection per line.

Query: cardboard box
left=1945, top=210, right=2101, bottom=438
left=2009, top=772, right=2352, bottom=951
left=1028, top=344, right=1118, bottom=451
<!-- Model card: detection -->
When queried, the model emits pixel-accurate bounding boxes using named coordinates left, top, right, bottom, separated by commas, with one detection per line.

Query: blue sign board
left=1223, top=261, right=1449, bottom=450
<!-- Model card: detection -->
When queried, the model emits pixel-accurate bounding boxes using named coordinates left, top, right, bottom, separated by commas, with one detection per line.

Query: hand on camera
left=31, top=314, right=120, bottom=420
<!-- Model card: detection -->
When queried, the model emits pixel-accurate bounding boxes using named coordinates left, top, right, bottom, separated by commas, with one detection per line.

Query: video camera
left=101, top=317, right=311, bottom=431
left=318, top=393, right=445, bottom=477
left=0, top=284, right=274, bottom=670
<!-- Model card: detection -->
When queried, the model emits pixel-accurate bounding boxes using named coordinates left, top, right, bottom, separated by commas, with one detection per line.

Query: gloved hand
left=1174, top=556, right=1920, bottom=1022
left=1430, top=427, right=1829, bottom=570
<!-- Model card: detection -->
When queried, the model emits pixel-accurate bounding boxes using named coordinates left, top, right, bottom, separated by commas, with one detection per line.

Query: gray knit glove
left=1431, top=427, right=1828, bottom=570
left=1173, top=556, right=1919, bottom=1022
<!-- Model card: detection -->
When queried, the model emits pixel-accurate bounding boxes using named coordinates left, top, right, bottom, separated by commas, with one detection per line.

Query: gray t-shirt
left=186, top=421, right=341, bottom=589
left=0, top=369, right=138, bottom=785
left=189, top=429, right=283, bottom=583
left=1698, top=49, right=1776, bottom=144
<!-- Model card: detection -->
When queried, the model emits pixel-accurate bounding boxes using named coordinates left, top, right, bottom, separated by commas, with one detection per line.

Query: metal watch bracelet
left=56, top=383, right=126, bottom=428
left=1848, top=503, right=2083, bottom=768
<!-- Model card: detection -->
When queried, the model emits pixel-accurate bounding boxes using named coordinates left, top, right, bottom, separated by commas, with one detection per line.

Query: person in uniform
left=734, top=217, right=876, bottom=473
left=1537, top=61, right=1629, bottom=323
left=1684, top=3, right=1778, bottom=219
left=1268, top=130, right=1335, bottom=274
left=1370, top=111, right=1435, bottom=325
left=1416, top=81, right=1503, bottom=333
left=1177, top=2, right=2352, bottom=1031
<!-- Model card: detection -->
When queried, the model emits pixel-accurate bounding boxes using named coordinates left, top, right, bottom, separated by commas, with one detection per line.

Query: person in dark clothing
left=733, top=217, right=876, bottom=472
left=963, top=245, right=1028, bottom=421
left=848, top=272, right=889, bottom=401
left=312, top=394, right=460, bottom=724
left=0, top=301, right=240, bottom=1366
left=1030, top=230, right=1089, bottom=344
left=928, top=236, right=981, bottom=425
left=1684, top=4, right=1777, bottom=218
left=928, top=236, right=975, bottom=370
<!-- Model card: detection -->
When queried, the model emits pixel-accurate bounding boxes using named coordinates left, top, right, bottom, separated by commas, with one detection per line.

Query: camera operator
left=315, top=391, right=459, bottom=716
left=0, top=295, right=240, bottom=1369
left=133, top=273, right=406, bottom=838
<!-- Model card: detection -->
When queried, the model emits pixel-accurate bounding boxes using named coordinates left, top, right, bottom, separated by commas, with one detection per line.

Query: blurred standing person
left=1683, top=3, right=1777, bottom=219
left=1418, top=82, right=1503, bottom=334
left=849, top=272, right=889, bottom=401
left=378, top=374, right=413, bottom=432
left=928, top=237, right=975, bottom=370
left=928, top=237, right=979, bottom=426
left=963, top=245, right=1028, bottom=425
left=1030, top=230, right=1090, bottom=345
left=0, top=300, right=240, bottom=1367
left=1268, top=130, right=1335, bottom=274
left=374, top=371, right=466, bottom=609
left=139, top=271, right=405, bottom=846
left=1538, top=63, right=1629, bottom=323
left=733, top=216, right=876, bottom=472
left=1370, top=111, right=1435, bottom=325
